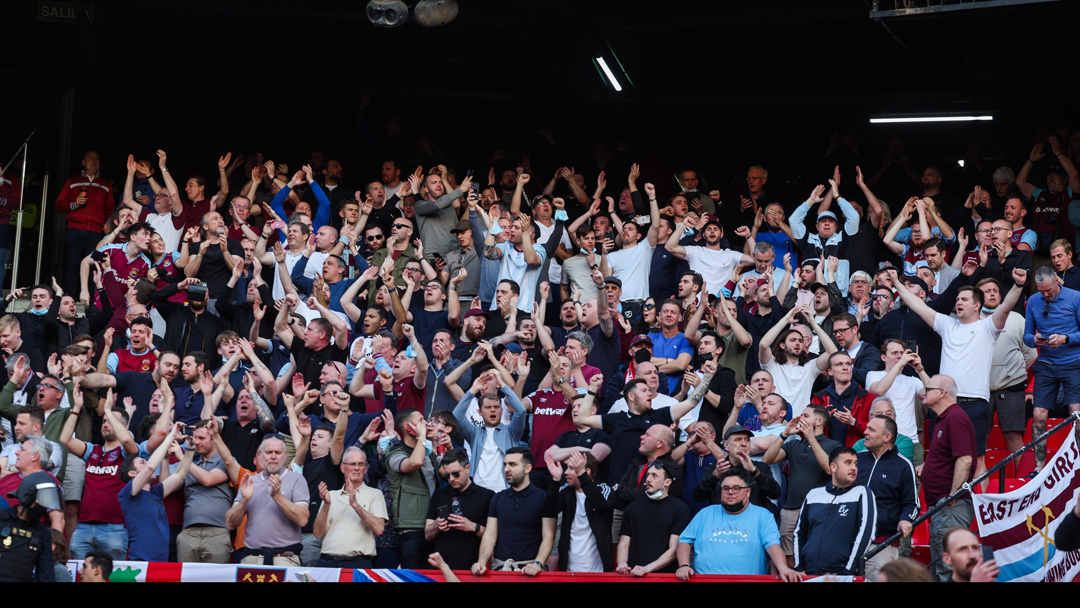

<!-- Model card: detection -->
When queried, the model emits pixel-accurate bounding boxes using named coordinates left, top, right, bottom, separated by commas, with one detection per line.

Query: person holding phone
left=424, top=448, right=494, bottom=570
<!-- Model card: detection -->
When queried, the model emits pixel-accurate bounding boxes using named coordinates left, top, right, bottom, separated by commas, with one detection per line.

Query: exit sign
left=37, top=2, right=95, bottom=24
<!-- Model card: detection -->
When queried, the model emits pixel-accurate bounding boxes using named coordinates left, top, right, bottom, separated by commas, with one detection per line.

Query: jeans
left=397, top=530, right=431, bottom=569
left=70, top=522, right=128, bottom=561
left=929, top=497, right=974, bottom=582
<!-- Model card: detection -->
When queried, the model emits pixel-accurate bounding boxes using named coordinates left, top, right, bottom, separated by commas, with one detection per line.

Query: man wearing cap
left=690, top=425, right=780, bottom=515
left=0, top=471, right=61, bottom=581
left=443, top=219, right=481, bottom=318
left=790, top=181, right=860, bottom=295
left=1018, top=135, right=1080, bottom=252
left=454, top=308, right=490, bottom=361
left=664, top=213, right=755, bottom=297
left=606, top=189, right=662, bottom=302
left=868, top=274, right=943, bottom=377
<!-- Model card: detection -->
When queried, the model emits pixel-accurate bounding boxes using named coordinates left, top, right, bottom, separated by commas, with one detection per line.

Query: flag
left=973, top=424, right=1080, bottom=582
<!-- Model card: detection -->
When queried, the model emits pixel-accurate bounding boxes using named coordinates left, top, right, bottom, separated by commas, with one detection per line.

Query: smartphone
left=465, top=169, right=475, bottom=179
left=436, top=505, right=450, bottom=520
left=981, top=545, right=995, bottom=563
left=605, top=230, right=616, bottom=242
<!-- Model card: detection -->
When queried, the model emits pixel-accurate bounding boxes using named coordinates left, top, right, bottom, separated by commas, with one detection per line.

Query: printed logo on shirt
left=86, top=464, right=119, bottom=475
left=838, top=504, right=850, bottom=517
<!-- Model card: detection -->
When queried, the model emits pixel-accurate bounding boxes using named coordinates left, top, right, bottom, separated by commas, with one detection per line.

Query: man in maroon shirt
left=916, top=374, right=976, bottom=582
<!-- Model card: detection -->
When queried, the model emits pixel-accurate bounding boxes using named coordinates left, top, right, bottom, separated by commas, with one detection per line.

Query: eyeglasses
left=365, top=235, right=384, bottom=241
left=38, top=384, right=62, bottom=392
left=720, top=486, right=750, bottom=494
left=442, top=470, right=465, bottom=481
left=871, top=294, right=890, bottom=301
left=643, top=303, right=655, bottom=310
left=342, top=461, right=367, bottom=468
left=393, top=224, right=410, bottom=230
left=832, top=326, right=853, bottom=335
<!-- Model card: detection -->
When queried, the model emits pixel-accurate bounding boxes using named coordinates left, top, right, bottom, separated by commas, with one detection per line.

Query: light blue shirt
left=679, top=504, right=781, bottom=575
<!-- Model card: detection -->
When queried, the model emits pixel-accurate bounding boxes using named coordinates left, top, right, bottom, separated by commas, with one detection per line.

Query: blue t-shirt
left=118, top=481, right=169, bottom=562
left=678, top=503, right=781, bottom=575
left=648, top=331, right=694, bottom=394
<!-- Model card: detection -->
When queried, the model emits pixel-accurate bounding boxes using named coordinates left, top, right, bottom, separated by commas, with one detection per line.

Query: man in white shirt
left=757, top=305, right=838, bottom=416
left=606, top=184, right=662, bottom=301
left=890, top=267, right=1027, bottom=479
left=664, top=215, right=755, bottom=297
left=977, top=277, right=1036, bottom=455
left=866, top=341, right=932, bottom=464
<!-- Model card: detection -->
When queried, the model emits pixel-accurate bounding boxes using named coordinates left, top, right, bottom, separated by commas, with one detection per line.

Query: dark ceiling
left=4, top=0, right=1079, bottom=187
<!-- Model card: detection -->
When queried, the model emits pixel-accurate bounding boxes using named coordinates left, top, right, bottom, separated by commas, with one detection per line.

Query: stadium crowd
left=3, top=126, right=1080, bottom=582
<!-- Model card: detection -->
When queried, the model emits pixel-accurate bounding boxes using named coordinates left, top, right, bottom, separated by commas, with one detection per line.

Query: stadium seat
left=987, top=423, right=1007, bottom=451
left=983, top=449, right=1014, bottom=479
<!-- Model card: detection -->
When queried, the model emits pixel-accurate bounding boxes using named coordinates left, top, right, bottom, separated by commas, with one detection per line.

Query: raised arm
left=573, top=374, right=605, bottom=430
left=890, top=269, right=939, bottom=327
left=882, top=200, right=914, bottom=257
left=759, top=306, right=799, bottom=366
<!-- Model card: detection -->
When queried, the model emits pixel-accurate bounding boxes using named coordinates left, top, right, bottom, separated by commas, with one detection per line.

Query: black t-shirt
left=191, top=238, right=245, bottom=300
left=599, top=407, right=674, bottom=486
left=289, top=341, right=347, bottom=390
left=554, top=428, right=613, bottom=483
left=408, top=306, right=449, bottom=360
left=220, top=419, right=265, bottom=472
left=425, top=482, right=496, bottom=570
left=301, top=454, right=344, bottom=534
left=619, top=496, right=692, bottom=573
left=521, top=346, right=548, bottom=397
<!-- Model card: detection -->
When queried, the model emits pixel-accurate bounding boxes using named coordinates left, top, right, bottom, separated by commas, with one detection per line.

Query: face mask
left=722, top=501, right=744, bottom=514
left=489, top=221, right=503, bottom=235
left=554, top=209, right=569, bottom=221
left=29, top=307, right=48, bottom=316
left=646, top=486, right=665, bottom=500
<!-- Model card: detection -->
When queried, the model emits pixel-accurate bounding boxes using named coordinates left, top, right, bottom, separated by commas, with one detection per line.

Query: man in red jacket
left=810, top=351, right=876, bottom=446
left=56, top=151, right=115, bottom=296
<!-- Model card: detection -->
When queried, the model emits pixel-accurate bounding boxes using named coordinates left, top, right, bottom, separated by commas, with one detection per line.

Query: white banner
left=973, top=423, right=1080, bottom=582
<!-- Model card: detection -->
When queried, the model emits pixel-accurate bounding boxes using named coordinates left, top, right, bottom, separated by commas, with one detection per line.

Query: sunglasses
left=442, top=470, right=465, bottom=481
left=365, top=235, right=384, bottom=241
left=393, top=224, right=410, bottom=230
left=643, top=303, right=655, bottom=310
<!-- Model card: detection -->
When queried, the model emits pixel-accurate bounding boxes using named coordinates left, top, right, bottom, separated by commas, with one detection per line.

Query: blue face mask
left=982, top=305, right=995, bottom=314
left=554, top=209, right=569, bottom=222
left=29, top=307, right=48, bottom=316
left=489, top=221, right=503, bottom=235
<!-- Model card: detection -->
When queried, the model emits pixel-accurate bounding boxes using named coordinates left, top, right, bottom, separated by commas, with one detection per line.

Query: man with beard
left=183, top=211, right=245, bottom=308
left=416, top=171, right=473, bottom=260
left=152, top=277, right=228, bottom=360
left=758, top=305, right=837, bottom=414
left=60, top=388, right=138, bottom=560
left=829, top=313, right=880, bottom=388
left=227, top=434, right=310, bottom=566
left=941, top=528, right=999, bottom=582
left=313, top=446, right=388, bottom=569
left=471, top=448, right=556, bottom=577
left=453, top=308, right=489, bottom=361
left=675, top=468, right=799, bottom=580
left=424, top=449, right=495, bottom=570
left=665, top=214, right=754, bottom=297
left=615, top=461, right=691, bottom=576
